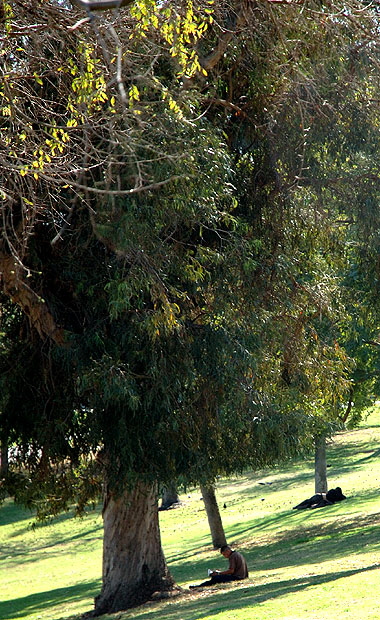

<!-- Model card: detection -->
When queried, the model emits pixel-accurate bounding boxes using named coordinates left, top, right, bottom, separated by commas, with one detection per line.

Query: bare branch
left=44, top=175, right=189, bottom=195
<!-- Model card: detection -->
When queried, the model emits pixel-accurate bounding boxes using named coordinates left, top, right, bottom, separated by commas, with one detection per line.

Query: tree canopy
left=1, top=0, right=380, bottom=612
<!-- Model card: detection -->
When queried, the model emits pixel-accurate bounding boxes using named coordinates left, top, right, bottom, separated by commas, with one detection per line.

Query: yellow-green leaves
left=2, top=0, right=14, bottom=35
left=67, top=43, right=108, bottom=118
left=130, top=0, right=214, bottom=78
left=45, top=125, right=70, bottom=156
left=148, top=289, right=182, bottom=340
left=128, top=84, right=140, bottom=109
left=33, top=72, right=43, bottom=86
left=19, top=125, right=70, bottom=179
left=162, top=88, right=184, bottom=119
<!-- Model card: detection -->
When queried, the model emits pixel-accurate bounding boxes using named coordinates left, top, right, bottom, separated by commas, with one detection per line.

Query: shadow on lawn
left=0, top=525, right=102, bottom=570
left=229, top=499, right=379, bottom=562
left=246, top=515, right=380, bottom=572
left=214, top=436, right=379, bottom=503
left=170, top=497, right=380, bottom=585
left=227, top=427, right=380, bottom=500
left=0, top=500, right=86, bottom=530
left=130, top=563, right=380, bottom=620
left=0, top=499, right=103, bottom=532
left=0, top=501, right=35, bottom=528
left=0, top=580, right=99, bottom=620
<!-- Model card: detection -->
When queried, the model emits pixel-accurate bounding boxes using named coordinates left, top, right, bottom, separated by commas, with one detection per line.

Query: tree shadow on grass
left=131, top=563, right=380, bottom=620
left=170, top=505, right=380, bottom=586
left=216, top=467, right=315, bottom=498
left=0, top=501, right=35, bottom=528
left=355, top=447, right=380, bottom=464
left=225, top=485, right=380, bottom=542
left=0, top=525, right=102, bottom=570
left=0, top=499, right=103, bottom=532
left=0, top=580, right=99, bottom=620
left=239, top=513, right=380, bottom=576
left=228, top=427, right=380, bottom=498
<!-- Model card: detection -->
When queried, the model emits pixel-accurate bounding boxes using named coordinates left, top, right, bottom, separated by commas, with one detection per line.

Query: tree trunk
left=314, top=436, right=328, bottom=494
left=94, top=479, right=174, bottom=615
left=341, top=386, right=354, bottom=424
left=200, top=484, right=227, bottom=549
left=160, top=482, right=180, bottom=510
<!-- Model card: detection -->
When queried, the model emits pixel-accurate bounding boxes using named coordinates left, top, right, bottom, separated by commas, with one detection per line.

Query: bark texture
left=200, top=484, right=227, bottom=549
left=314, top=436, right=328, bottom=494
left=94, top=480, right=174, bottom=614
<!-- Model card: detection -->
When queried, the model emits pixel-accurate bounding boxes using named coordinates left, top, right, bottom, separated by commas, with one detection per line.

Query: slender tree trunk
left=160, top=482, right=180, bottom=510
left=341, top=386, right=354, bottom=424
left=94, top=479, right=174, bottom=615
left=314, top=436, right=328, bottom=494
left=200, top=484, right=227, bottom=549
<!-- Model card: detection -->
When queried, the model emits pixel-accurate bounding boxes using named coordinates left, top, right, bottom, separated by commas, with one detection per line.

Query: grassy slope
left=1, top=407, right=380, bottom=620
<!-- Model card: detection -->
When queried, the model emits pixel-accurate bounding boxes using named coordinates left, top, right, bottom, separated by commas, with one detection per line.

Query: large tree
left=2, top=0, right=380, bottom=614
left=0, top=0, right=311, bottom=612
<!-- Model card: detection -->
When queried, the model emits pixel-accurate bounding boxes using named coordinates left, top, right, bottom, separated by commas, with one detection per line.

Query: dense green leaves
left=1, top=0, right=380, bottom=519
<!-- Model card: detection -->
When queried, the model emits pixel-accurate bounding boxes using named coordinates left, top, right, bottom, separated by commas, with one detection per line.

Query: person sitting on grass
left=189, top=544, right=249, bottom=589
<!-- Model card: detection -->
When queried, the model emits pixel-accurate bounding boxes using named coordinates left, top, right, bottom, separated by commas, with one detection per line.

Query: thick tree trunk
left=94, top=480, right=174, bottom=615
left=314, top=436, right=328, bottom=494
left=200, top=484, right=227, bottom=549
left=160, top=482, right=180, bottom=510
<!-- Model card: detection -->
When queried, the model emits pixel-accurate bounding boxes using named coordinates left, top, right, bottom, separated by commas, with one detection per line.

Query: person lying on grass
left=293, top=486, right=346, bottom=509
left=189, top=545, right=249, bottom=589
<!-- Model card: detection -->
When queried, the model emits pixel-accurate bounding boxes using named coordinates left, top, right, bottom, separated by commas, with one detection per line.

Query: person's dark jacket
left=293, top=487, right=346, bottom=510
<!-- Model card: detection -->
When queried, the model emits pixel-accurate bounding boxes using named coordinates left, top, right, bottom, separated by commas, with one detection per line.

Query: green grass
left=1, top=406, right=380, bottom=620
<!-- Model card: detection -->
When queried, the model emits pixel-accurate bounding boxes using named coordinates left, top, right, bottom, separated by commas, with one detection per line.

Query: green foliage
left=2, top=0, right=380, bottom=522
left=200, top=0, right=380, bottom=425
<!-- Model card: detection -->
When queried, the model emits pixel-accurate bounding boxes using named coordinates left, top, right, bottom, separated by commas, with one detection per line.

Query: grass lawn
left=1, top=407, right=380, bottom=620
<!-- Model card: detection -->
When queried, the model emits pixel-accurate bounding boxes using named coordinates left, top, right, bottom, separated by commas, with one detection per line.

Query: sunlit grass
left=1, top=406, right=380, bottom=620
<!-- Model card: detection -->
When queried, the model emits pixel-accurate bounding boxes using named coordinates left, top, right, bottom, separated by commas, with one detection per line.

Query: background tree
left=193, top=0, right=380, bottom=492
left=200, top=484, right=227, bottom=549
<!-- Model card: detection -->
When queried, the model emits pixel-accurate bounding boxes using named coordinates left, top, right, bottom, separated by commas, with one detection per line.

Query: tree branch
left=199, top=3, right=248, bottom=72
left=48, top=175, right=187, bottom=196
left=0, top=253, right=65, bottom=345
